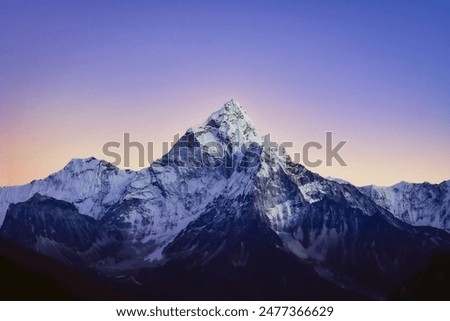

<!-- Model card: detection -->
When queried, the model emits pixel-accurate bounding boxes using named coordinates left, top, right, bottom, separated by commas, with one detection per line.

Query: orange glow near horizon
left=1, top=96, right=449, bottom=188
left=1, top=2, right=449, bottom=188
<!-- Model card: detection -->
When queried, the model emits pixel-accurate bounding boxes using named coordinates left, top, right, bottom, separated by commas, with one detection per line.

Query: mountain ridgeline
left=1, top=100, right=449, bottom=300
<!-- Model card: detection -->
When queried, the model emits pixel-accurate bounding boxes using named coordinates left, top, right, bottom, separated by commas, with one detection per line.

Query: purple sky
left=1, top=0, right=449, bottom=186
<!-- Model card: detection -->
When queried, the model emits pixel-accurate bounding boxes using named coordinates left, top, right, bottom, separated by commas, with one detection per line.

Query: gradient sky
left=1, top=0, right=449, bottom=187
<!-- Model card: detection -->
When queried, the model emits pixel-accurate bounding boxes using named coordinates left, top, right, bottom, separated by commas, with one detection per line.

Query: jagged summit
left=64, top=157, right=101, bottom=172
left=206, top=99, right=248, bottom=119
left=1, top=99, right=450, bottom=300
left=188, top=99, right=263, bottom=147
left=217, top=98, right=244, bottom=113
left=63, top=157, right=120, bottom=172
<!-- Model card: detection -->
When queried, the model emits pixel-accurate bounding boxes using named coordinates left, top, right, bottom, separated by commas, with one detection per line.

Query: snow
left=279, top=232, right=308, bottom=259
left=144, top=245, right=165, bottom=262
left=1, top=99, right=448, bottom=272
left=325, top=176, right=351, bottom=185
left=189, top=99, right=264, bottom=148
left=0, top=158, right=136, bottom=225
left=359, top=180, right=450, bottom=231
left=267, top=200, right=294, bottom=230
left=298, top=180, right=327, bottom=203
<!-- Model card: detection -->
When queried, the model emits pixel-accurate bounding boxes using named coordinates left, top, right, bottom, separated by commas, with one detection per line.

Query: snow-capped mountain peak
left=63, top=157, right=116, bottom=173
left=188, top=99, right=263, bottom=147
left=0, top=157, right=136, bottom=225
left=1, top=100, right=450, bottom=300
left=64, top=156, right=104, bottom=168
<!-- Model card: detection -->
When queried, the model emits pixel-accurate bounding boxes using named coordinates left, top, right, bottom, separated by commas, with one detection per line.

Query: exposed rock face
left=1, top=194, right=100, bottom=265
left=1, top=100, right=449, bottom=299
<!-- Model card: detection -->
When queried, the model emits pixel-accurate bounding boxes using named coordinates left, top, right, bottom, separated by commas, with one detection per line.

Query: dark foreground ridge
left=390, top=252, right=450, bottom=300
left=0, top=236, right=123, bottom=300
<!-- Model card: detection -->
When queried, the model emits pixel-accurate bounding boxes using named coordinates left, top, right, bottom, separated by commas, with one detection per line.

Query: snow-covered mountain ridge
left=1, top=99, right=449, bottom=299
left=359, top=181, right=450, bottom=231
left=0, top=158, right=136, bottom=225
